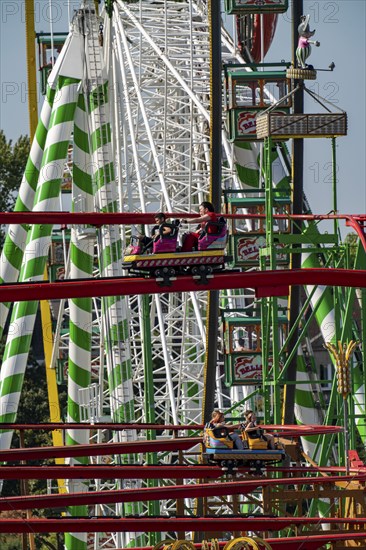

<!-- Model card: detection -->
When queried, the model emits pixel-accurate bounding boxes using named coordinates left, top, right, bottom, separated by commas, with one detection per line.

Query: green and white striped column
left=84, top=11, right=141, bottom=542
left=234, top=142, right=260, bottom=188
left=0, top=85, right=55, bottom=338
left=294, top=351, right=322, bottom=460
left=255, top=141, right=290, bottom=190
left=88, top=92, right=136, bottom=432
left=86, top=45, right=135, bottom=430
left=302, top=244, right=365, bottom=439
left=65, top=91, right=94, bottom=550
left=0, top=75, right=80, bottom=449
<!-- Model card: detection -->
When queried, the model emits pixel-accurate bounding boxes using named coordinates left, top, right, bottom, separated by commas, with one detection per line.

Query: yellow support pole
left=25, top=0, right=38, bottom=139
left=40, top=296, right=66, bottom=476
left=25, top=0, right=65, bottom=490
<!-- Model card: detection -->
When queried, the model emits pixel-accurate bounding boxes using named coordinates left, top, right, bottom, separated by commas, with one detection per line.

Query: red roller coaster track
left=2, top=464, right=366, bottom=480
left=116, top=533, right=366, bottom=550
left=1, top=474, right=365, bottom=512
left=1, top=517, right=365, bottom=534
left=0, top=422, right=343, bottom=437
left=0, top=269, right=365, bottom=302
left=1, top=211, right=364, bottom=249
left=0, top=437, right=201, bottom=462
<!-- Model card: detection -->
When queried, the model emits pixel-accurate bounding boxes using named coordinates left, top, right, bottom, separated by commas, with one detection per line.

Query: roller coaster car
left=122, top=217, right=229, bottom=285
left=197, top=217, right=228, bottom=251
left=203, top=425, right=286, bottom=475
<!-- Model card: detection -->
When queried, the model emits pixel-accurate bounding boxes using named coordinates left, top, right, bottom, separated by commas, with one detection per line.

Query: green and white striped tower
left=0, top=84, right=55, bottom=338
left=0, top=28, right=80, bottom=337
left=82, top=5, right=140, bottom=545
left=294, top=352, right=323, bottom=459
left=84, top=5, right=135, bottom=430
left=0, top=74, right=80, bottom=449
left=302, top=244, right=365, bottom=440
left=234, top=142, right=260, bottom=188
left=64, top=91, right=95, bottom=550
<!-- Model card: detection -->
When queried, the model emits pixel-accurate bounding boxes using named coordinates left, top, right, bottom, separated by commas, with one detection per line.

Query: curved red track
left=115, top=533, right=366, bottom=550
left=0, top=269, right=365, bottom=303
left=0, top=422, right=342, bottom=436
left=0, top=437, right=201, bottom=461
left=1, top=517, right=365, bottom=534
left=2, top=464, right=366, bottom=480
left=1, top=474, right=365, bottom=512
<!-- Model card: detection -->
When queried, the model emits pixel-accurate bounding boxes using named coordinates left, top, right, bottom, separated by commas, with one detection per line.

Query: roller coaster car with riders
left=203, top=424, right=286, bottom=475
left=122, top=217, right=230, bottom=285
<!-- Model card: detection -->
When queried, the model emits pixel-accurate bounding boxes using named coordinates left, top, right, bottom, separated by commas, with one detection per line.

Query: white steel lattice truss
left=110, top=0, right=236, bottom=430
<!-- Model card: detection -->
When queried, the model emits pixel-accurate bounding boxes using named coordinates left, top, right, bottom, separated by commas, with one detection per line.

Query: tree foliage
left=344, top=232, right=358, bottom=266
left=0, top=130, right=30, bottom=245
left=0, top=130, right=30, bottom=211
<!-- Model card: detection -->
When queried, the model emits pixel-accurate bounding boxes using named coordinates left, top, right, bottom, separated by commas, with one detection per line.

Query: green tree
left=0, top=130, right=30, bottom=243
left=344, top=232, right=358, bottom=267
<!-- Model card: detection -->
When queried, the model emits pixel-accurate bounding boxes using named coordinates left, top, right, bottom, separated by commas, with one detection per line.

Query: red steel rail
left=0, top=437, right=201, bottom=462
left=0, top=465, right=225, bottom=480
left=265, top=534, right=366, bottom=550
left=0, top=211, right=365, bottom=224
left=0, top=422, right=342, bottom=437
left=1, top=269, right=366, bottom=303
left=0, top=517, right=365, bottom=533
left=0, top=211, right=364, bottom=248
left=1, top=464, right=366, bottom=480
left=0, top=422, right=201, bottom=431
left=1, top=474, right=365, bottom=512
left=116, top=533, right=366, bottom=550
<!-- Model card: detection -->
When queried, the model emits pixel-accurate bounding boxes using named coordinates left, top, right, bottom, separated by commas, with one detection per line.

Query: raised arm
left=186, top=213, right=211, bottom=224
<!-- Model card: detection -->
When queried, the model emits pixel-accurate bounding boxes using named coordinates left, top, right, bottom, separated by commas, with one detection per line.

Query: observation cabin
left=224, top=189, right=292, bottom=267
left=36, top=33, right=67, bottom=95
left=224, top=63, right=292, bottom=142
left=224, top=0, right=289, bottom=15
left=222, top=310, right=288, bottom=386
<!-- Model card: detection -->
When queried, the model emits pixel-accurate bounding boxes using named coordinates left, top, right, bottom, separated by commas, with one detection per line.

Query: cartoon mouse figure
left=296, top=15, right=320, bottom=69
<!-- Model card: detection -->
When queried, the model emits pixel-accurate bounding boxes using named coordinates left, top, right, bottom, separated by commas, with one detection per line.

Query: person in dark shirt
left=181, top=201, right=218, bottom=252
left=138, top=212, right=172, bottom=252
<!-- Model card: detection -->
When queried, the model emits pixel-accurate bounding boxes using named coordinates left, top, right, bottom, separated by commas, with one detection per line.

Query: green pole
left=263, top=137, right=281, bottom=424
left=332, top=138, right=339, bottom=238
left=141, top=294, right=160, bottom=546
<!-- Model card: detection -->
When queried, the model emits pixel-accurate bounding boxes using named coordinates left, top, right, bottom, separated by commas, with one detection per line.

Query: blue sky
left=0, top=1, right=365, bottom=228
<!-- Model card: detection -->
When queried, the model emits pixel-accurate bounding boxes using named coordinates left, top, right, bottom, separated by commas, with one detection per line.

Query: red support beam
left=0, top=437, right=201, bottom=462
left=115, top=533, right=366, bottom=550
left=0, top=465, right=223, bottom=480
left=1, top=464, right=365, bottom=480
left=1, top=211, right=365, bottom=249
left=1, top=270, right=366, bottom=303
left=0, top=422, right=342, bottom=437
left=0, top=517, right=365, bottom=534
left=0, top=481, right=260, bottom=511
left=0, top=211, right=365, bottom=225
left=0, top=422, right=201, bottom=431
left=1, top=475, right=365, bottom=511
left=266, top=535, right=366, bottom=550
